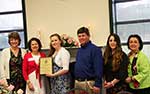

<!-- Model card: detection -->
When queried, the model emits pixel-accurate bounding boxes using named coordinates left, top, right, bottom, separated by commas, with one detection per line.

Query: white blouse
left=54, top=47, right=70, bottom=70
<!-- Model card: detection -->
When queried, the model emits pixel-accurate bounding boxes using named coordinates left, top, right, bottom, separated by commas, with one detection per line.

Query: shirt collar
left=81, top=41, right=91, bottom=48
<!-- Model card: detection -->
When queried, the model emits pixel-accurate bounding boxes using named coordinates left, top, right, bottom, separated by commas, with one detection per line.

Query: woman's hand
left=17, top=89, right=24, bottom=94
left=0, top=78, right=8, bottom=87
left=6, top=84, right=15, bottom=91
left=27, top=81, right=34, bottom=91
left=46, top=70, right=68, bottom=77
left=103, top=80, right=107, bottom=86
left=104, top=81, right=114, bottom=89
left=125, top=77, right=132, bottom=83
left=46, top=73, right=55, bottom=77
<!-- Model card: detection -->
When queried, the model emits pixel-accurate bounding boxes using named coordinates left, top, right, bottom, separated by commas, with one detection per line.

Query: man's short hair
left=77, top=27, right=90, bottom=36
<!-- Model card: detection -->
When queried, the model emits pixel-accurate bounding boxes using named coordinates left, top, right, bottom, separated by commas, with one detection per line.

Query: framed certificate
left=40, top=57, right=52, bottom=75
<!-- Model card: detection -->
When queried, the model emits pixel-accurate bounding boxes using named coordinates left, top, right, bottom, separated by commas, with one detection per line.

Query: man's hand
left=92, top=86, right=100, bottom=94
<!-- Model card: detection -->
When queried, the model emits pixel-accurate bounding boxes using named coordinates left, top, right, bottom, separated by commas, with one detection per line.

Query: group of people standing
left=0, top=26, right=150, bottom=94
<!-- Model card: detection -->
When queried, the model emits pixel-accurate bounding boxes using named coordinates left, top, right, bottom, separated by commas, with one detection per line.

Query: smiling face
left=129, top=37, right=140, bottom=52
left=30, top=40, right=39, bottom=52
left=50, top=35, right=61, bottom=49
left=109, top=36, right=117, bottom=51
left=77, top=32, right=90, bottom=46
left=9, top=38, right=19, bottom=48
left=8, top=32, right=21, bottom=48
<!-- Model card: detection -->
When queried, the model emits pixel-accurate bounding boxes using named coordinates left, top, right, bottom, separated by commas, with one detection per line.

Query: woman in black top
left=103, top=33, right=129, bottom=94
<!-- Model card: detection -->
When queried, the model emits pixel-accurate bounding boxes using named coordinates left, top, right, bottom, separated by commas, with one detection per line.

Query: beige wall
left=25, top=0, right=110, bottom=49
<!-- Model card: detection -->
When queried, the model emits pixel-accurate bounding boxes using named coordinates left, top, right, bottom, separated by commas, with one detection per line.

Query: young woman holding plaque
left=46, top=33, right=71, bottom=94
left=22, top=37, right=46, bottom=94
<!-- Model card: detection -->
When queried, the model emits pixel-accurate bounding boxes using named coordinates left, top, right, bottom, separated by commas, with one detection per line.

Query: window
left=0, top=0, right=27, bottom=50
left=112, top=0, right=150, bottom=56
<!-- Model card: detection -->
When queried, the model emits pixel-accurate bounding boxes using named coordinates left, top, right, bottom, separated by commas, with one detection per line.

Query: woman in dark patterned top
left=0, top=32, right=26, bottom=93
left=103, top=33, right=129, bottom=94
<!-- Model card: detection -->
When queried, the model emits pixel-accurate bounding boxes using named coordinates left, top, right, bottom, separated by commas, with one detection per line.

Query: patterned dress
left=49, top=58, right=71, bottom=94
left=7, top=48, right=26, bottom=94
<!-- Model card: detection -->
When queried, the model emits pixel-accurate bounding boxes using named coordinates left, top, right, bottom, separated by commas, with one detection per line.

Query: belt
left=76, top=77, right=95, bottom=81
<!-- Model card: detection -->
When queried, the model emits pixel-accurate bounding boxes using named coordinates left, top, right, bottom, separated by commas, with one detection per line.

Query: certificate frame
left=40, top=57, right=52, bottom=75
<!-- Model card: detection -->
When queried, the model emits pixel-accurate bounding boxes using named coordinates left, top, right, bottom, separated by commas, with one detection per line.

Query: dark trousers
left=129, top=87, right=150, bottom=94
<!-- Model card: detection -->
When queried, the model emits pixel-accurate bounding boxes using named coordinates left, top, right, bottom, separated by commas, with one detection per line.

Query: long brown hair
left=104, top=33, right=123, bottom=71
left=48, top=33, right=63, bottom=57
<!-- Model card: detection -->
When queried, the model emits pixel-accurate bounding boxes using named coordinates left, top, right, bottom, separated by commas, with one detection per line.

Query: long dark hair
left=49, top=33, right=63, bottom=57
left=104, top=33, right=123, bottom=71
